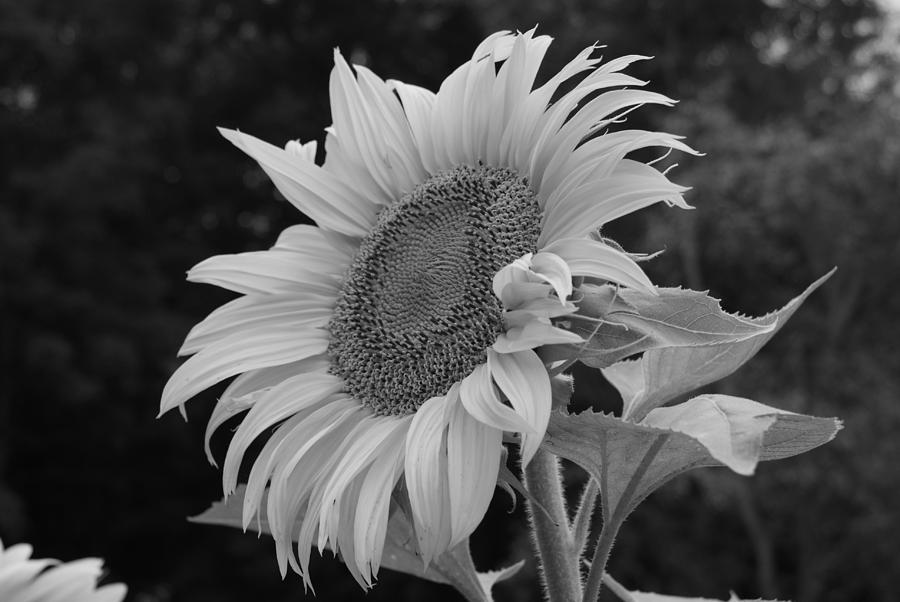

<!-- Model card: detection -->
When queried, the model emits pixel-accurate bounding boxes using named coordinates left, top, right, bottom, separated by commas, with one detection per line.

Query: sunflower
left=161, top=29, right=694, bottom=587
left=0, top=538, right=126, bottom=602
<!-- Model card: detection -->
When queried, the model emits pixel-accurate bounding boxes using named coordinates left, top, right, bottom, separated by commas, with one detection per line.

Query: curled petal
left=499, top=282, right=555, bottom=309
left=492, top=254, right=534, bottom=302
left=529, top=252, right=573, bottom=302
left=503, top=297, right=578, bottom=329
left=487, top=349, right=552, bottom=465
left=542, top=237, right=657, bottom=294
left=494, top=320, right=583, bottom=354
left=493, top=253, right=573, bottom=309
left=460, top=363, right=534, bottom=434
left=540, top=163, right=691, bottom=246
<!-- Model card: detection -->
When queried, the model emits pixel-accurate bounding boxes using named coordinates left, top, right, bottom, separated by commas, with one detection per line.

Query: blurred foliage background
left=1, top=0, right=898, bottom=600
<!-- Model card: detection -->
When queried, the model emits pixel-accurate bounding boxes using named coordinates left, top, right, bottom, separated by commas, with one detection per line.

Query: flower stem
left=582, top=514, right=619, bottom=602
left=582, top=434, right=668, bottom=602
left=524, top=448, right=582, bottom=602
left=572, top=478, right=599, bottom=554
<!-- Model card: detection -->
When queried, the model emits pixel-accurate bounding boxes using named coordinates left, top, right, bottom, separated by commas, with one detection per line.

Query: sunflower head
left=161, top=28, right=695, bottom=588
left=328, top=164, right=543, bottom=416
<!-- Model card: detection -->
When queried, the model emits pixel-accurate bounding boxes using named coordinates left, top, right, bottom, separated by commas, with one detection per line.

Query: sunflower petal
left=353, top=424, right=408, bottom=580
left=318, top=416, right=410, bottom=552
left=494, top=320, right=583, bottom=353
left=542, top=237, right=657, bottom=294
left=538, top=90, right=677, bottom=190
left=540, top=168, right=690, bottom=245
left=219, top=128, right=377, bottom=236
left=487, top=349, right=551, bottom=465
left=334, top=477, right=369, bottom=589
left=159, top=327, right=328, bottom=416
left=321, top=126, right=393, bottom=207
left=213, top=355, right=329, bottom=409
left=241, top=412, right=307, bottom=530
left=500, top=282, right=555, bottom=310
left=504, top=43, right=600, bottom=171
left=491, top=254, right=534, bottom=302
left=486, top=29, right=552, bottom=165
left=272, top=224, right=358, bottom=262
left=460, top=363, right=534, bottom=434
left=272, top=403, right=361, bottom=580
left=179, top=294, right=333, bottom=356
left=222, top=371, right=344, bottom=494
left=390, top=81, right=438, bottom=174
left=433, top=32, right=515, bottom=168
left=0, top=557, right=55, bottom=593
left=353, top=64, right=428, bottom=192
left=431, top=64, right=469, bottom=169
left=187, top=250, right=340, bottom=296
left=528, top=74, right=657, bottom=187
left=284, top=138, right=317, bottom=162
left=503, top=297, right=578, bottom=329
left=447, top=398, right=502, bottom=546
left=462, top=45, right=499, bottom=162
left=543, top=132, right=697, bottom=207
left=529, top=252, right=573, bottom=302
left=21, top=558, right=105, bottom=601
left=330, top=52, right=401, bottom=198
left=404, top=393, right=453, bottom=565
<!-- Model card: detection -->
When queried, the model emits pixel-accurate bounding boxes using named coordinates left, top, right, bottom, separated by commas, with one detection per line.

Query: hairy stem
left=582, top=434, right=668, bottom=602
left=583, top=514, right=619, bottom=602
left=524, top=448, right=582, bottom=602
left=572, top=478, right=600, bottom=554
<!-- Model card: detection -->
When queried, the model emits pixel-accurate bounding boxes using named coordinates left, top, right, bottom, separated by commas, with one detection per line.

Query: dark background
left=2, top=1, right=898, bottom=600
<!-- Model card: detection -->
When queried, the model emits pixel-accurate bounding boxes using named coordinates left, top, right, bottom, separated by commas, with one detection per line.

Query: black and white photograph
left=1, top=1, right=897, bottom=600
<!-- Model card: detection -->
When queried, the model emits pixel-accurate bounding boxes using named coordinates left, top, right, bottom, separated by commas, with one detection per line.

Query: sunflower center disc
left=327, top=165, right=542, bottom=416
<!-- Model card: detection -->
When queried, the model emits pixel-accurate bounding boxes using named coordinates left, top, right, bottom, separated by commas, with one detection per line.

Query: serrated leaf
left=543, top=395, right=840, bottom=520
left=190, top=485, right=521, bottom=601
left=604, top=270, right=834, bottom=421
left=545, top=285, right=775, bottom=369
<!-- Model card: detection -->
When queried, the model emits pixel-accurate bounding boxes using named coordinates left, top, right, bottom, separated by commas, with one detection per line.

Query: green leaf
left=189, top=485, right=522, bottom=601
left=543, top=395, right=840, bottom=520
left=601, top=572, right=790, bottom=602
left=627, top=591, right=788, bottom=601
left=545, top=285, right=775, bottom=369
left=603, top=270, right=835, bottom=421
